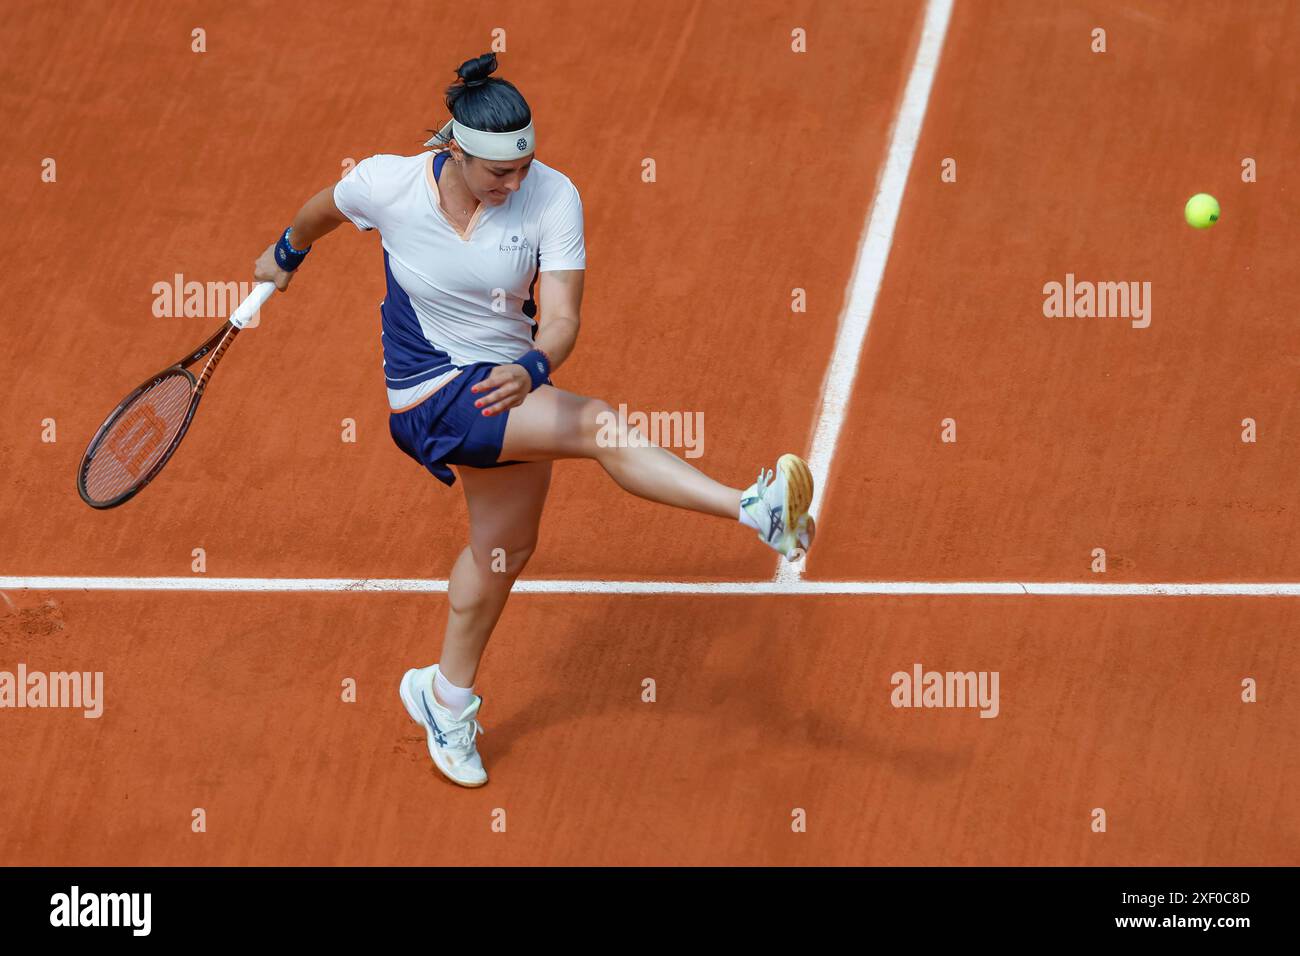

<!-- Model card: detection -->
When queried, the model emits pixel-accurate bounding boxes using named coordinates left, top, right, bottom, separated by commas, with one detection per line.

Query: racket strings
left=83, top=373, right=194, bottom=502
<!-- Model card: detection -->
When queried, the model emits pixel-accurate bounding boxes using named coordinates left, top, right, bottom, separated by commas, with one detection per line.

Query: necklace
left=440, top=159, right=479, bottom=221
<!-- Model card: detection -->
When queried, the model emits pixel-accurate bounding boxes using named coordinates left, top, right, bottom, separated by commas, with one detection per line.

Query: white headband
left=424, top=118, right=535, bottom=160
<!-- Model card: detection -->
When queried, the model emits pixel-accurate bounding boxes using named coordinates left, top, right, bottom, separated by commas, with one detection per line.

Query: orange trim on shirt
left=424, top=153, right=482, bottom=243
left=391, top=369, right=463, bottom=413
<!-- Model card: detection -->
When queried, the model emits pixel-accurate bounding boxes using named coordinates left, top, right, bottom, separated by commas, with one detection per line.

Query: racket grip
left=230, top=281, right=277, bottom=329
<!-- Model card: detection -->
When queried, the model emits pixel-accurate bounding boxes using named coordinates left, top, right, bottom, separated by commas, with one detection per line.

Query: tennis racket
left=76, top=281, right=276, bottom=509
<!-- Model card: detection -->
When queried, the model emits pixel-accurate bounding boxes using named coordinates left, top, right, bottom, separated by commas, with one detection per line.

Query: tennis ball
left=1184, top=193, right=1220, bottom=229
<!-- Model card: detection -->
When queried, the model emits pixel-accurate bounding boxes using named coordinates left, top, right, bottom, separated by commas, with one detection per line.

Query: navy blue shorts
left=388, top=362, right=547, bottom=487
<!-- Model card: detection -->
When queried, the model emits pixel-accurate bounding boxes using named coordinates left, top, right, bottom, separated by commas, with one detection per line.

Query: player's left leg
left=442, top=458, right=552, bottom=688
left=500, top=385, right=741, bottom=516
left=500, top=385, right=814, bottom=560
left=398, top=459, right=551, bottom=788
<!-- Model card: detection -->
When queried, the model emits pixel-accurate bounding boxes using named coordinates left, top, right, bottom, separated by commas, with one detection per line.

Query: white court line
left=2, top=577, right=1300, bottom=596
left=778, top=0, right=954, bottom=583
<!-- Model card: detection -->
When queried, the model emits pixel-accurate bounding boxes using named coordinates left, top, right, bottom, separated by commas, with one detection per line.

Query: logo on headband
left=517, top=138, right=528, bottom=151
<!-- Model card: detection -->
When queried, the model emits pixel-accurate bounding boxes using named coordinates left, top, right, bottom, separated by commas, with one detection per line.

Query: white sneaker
left=399, top=664, right=488, bottom=788
left=741, top=453, right=816, bottom=562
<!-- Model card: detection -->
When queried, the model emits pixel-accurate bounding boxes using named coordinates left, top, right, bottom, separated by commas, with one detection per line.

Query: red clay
left=1, top=590, right=1295, bottom=865
left=1, top=0, right=1296, bottom=867
left=809, top=0, right=1300, bottom=582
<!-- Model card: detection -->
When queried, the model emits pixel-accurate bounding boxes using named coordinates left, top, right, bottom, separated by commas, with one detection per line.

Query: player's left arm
left=474, top=177, right=587, bottom=416
left=473, top=268, right=584, bottom=416
left=531, top=268, right=584, bottom=370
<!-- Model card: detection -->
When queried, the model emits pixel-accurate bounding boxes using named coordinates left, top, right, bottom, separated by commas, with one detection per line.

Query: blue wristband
left=518, top=349, right=550, bottom=391
left=273, top=227, right=311, bottom=272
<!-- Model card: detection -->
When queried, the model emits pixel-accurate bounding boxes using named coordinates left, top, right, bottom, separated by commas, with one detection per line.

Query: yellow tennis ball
left=1184, top=193, right=1220, bottom=229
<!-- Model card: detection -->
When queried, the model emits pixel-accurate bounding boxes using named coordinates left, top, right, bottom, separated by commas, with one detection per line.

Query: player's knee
left=473, top=538, right=537, bottom=578
left=579, top=398, right=618, bottom=456
left=502, top=539, right=537, bottom=576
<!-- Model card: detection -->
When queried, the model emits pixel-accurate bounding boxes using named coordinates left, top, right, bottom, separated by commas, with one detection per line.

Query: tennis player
left=252, top=53, right=815, bottom=787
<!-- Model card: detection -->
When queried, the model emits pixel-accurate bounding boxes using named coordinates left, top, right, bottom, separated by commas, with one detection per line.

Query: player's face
left=463, top=152, right=534, bottom=205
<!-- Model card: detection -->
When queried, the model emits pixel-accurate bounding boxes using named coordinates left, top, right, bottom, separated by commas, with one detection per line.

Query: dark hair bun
left=457, top=52, right=497, bottom=88
left=441, top=52, right=531, bottom=137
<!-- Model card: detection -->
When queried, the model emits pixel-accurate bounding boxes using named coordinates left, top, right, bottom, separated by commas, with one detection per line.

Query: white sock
left=738, top=497, right=760, bottom=531
left=433, top=666, right=474, bottom=714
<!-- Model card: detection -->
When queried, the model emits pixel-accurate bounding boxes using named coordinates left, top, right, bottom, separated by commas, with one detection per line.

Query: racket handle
left=230, top=281, right=277, bottom=329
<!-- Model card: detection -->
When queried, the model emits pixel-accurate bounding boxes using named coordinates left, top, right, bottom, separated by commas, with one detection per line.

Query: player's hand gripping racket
left=76, top=282, right=276, bottom=509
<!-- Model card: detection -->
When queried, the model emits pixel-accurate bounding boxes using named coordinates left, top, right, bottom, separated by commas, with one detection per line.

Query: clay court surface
left=2, top=0, right=1297, bottom=865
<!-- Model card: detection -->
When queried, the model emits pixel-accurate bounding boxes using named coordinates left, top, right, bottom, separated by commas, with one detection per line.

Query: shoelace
left=742, top=467, right=786, bottom=543
left=442, top=713, right=485, bottom=756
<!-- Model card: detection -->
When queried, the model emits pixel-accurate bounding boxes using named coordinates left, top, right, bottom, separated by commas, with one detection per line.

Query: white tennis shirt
left=333, top=151, right=586, bottom=409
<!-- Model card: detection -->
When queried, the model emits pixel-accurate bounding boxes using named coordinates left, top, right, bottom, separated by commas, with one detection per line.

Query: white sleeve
left=333, top=156, right=384, bottom=232
left=538, top=180, right=586, bottom=272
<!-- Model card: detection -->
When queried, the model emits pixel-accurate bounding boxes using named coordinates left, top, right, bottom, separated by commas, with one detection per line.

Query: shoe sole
left=777, top=453, right=815, bottom=562
left=399, top=670, right=488, bottom=789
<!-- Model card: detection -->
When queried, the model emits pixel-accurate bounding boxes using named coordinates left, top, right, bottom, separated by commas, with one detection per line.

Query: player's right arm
left=253, top=186, right=350, bottom=291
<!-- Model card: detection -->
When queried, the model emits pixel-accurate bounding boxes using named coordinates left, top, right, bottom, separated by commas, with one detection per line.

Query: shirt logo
left=498, top=234, right=533, bottom=253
